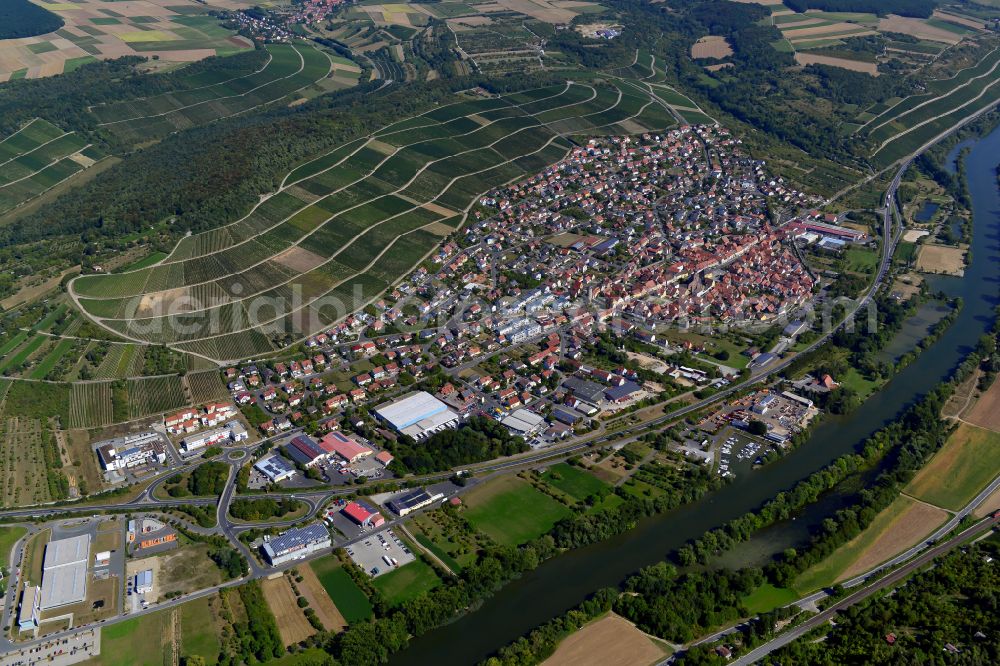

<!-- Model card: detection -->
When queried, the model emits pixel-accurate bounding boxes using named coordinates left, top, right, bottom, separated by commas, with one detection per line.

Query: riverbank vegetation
left=771, top=538, right=1000, bottom=663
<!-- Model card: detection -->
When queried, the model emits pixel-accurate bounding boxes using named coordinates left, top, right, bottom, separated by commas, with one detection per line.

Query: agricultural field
left=463, top=475, right=573, bottom=546
left=0, top=118, right=103, bottom=215
left=71, top=79, right=677, bottom=362
left=309, top=556, right=374, bottom=623
left=408, top=503, right=490, bottom=571
left=0, top=417, right=63, bottom=507
left=90, top=41, right=336, bottom=144
left=262, top=573, right=317, bottom=646
left=94, top=594, right=221, bottom=666
left=793, top=494, right=948, bottom=594
left=855, top=44, right=1000, bottom=166
left=905, top=422, right=1000, bottom=511
left=0, top=0, right=254, bottom=81
left=964, top=375, right=1000, bottom=433
left=760, top=3, right=987, bottom=75
left=371, top=557, right=441, bottom=607
left=93, top=343, right=145, bottom=379
left=542, top=612, right=668, bottom=666
left=127, top=375, right=187, bottom=419
left=297, top=563, right=347, bottom=632
left=186, top=368, right=229, bottom=404
left=539, top=462, right=609, bottom=502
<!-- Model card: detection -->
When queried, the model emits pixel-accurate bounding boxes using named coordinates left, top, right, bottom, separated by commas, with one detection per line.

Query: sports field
left=0, top=118, right=102, bottom=215
left=793, top=494, right=948, bottom=594
left=0, top=0, right=254, bottom=81
left=464, top=475, right=573, bottom=545
left=905, top=422, right=1000, bottom=511
left=71, top=79, right=678, bottom=362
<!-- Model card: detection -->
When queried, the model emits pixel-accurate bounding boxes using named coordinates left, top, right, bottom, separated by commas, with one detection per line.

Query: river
left=389, top=124, right=1000, bottom=666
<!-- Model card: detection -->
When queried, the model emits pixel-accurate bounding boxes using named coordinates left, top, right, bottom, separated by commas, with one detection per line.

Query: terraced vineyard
left=0, top=118, right=104, bottom=215
left=71, top=79, right=677, bottom=362
left=89, top=42, right=335, bottom=144
left=859, top=45, right=1000, bottom=166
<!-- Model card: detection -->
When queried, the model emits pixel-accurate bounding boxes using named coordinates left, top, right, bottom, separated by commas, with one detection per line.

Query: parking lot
left=345, top=528, right=415, bottom=578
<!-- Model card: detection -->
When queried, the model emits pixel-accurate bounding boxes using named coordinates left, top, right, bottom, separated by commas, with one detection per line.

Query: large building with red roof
left=341, top=501, right=384, bottom=528
left=321, top=431, right=373, bottom=464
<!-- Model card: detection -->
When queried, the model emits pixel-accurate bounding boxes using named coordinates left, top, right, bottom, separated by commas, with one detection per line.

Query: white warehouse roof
left=40, top=533, right=90, bottom=610
left=374, top=391, right=459, bottom=439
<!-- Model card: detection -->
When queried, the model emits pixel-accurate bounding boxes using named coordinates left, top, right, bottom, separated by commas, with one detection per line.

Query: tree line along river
left=389, top=123, right=1000, bottom=666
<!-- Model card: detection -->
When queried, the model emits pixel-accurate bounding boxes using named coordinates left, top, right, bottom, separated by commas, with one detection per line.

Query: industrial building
left=254, top=454, right=297, bottom=483
left=134, top=569, right=153, bottom=595
left=95, top=432, right=167, bottom=471
left=500, top=409, right=547, bottom=437
left=387, top=488, right=444, bottom=516
left=17, top=585, right=40, bottom=631
left=373, top=391, right=460, bottom=440
left=261, top=524, right=331, bottom=566
left=284, top=434, right=330, bottom=468
left=322, top=431, right=373, bottom=463
left=341, top=501, right=385, bottom=528
left=40, top=533, right=90, bottom=610
left=180, top=420, right=247, bottom=453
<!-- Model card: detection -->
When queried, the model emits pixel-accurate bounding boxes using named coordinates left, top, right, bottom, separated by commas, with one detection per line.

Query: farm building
left=373, top=391, right=460, bottom=440
left=321, top=431, right=373, bottom=463
left=95, top=432, right=167, bottom=471
left=500, top=409, right=547, bottom=437
left=254, top=454, right=297, bottom=483
left=341, top=501, right=385, bottom=528
left=40, top=534, right=90, bottom=610
left=261, top=524, right=331, bottom=566
left=386, top=488, right=444, bottom=517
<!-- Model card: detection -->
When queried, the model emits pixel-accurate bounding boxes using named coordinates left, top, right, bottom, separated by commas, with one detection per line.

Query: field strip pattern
left=89, top=42, right=333, bottom=143
left=71, top=81, right=677, bottom=361
left=0, top=118, right=98, bottom=214
left=863, top=47, right=1000, bottom=139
